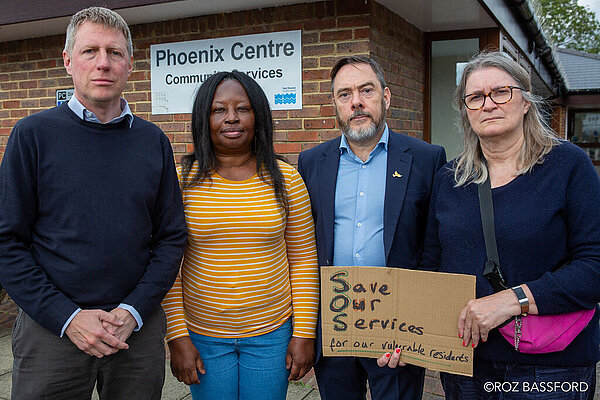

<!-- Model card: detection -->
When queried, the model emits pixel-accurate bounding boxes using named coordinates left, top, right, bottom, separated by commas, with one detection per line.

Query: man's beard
left=337, top=103, right=386, bottom=143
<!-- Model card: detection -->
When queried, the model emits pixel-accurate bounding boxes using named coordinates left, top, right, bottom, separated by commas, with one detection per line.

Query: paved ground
left=0, top=298, right=442, bottom=400
left=0, top=298, right=596, bottom=399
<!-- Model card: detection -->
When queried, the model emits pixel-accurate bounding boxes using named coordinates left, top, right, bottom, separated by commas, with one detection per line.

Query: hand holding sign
left=376, top=348, right=407, bottom=368
left=320, top=266, right=476, bottom=376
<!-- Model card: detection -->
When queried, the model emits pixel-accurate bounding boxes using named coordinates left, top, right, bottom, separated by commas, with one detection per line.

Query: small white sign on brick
left=56, top=89, right=74, bottom=106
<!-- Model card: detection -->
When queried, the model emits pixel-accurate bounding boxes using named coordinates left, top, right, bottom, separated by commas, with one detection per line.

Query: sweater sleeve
left=0, top=124, right=79, bottom=335
left=284, top=166, right=320, bottom=338
left=162, top=166, right=189, bottom=342
left=120, top=133, right=187, bottom=323
left=527, top=147, right=600, bottom=314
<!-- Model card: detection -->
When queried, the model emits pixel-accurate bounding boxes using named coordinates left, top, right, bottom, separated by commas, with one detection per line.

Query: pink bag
left=478, top=178, right=596, bottom=354
left=498, top=309, right=595, bottom=354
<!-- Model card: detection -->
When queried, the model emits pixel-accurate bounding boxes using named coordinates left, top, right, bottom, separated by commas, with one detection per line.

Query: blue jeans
left=188, top=319, right=292, bottom=400
left=440, top=359, right=596, bottom=400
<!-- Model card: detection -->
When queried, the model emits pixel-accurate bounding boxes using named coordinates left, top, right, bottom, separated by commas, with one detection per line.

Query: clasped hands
left=65, top=307, right=137, bottom=358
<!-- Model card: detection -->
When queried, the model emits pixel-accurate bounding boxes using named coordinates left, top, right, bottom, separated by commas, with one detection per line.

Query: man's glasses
left=463, top=86, right=525, bottom=110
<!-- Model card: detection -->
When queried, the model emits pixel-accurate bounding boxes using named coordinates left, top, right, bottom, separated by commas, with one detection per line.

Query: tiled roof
left=555, top=47, right=600, bottom=91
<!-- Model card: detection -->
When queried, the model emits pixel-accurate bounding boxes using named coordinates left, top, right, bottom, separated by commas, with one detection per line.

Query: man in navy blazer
left=298, top=56, right=446, bottom=400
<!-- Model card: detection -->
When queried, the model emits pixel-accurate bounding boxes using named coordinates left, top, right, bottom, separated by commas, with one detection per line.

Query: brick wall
left=551, top=104, right=567, bottom=139
left=0, top=0, right=424, bottom=165
left=0, top=35, right=67, bottom=162
left=370, top=1, right=424, bottom=139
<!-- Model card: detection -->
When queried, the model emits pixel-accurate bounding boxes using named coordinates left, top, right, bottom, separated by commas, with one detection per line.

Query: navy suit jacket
left=297, top=129, right=446, bottom=360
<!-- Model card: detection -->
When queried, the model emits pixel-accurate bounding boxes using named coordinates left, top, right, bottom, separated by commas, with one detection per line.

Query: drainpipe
left=505, top=0, right=566, bottom=95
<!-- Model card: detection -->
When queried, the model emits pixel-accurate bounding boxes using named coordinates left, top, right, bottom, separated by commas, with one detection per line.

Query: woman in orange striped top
left=162, top=71, right=320, bottom=400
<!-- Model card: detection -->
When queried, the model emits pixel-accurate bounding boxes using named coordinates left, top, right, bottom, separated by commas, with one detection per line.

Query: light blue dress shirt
left=333, top=125, right=388, bottom=267
left=68, top=95, right=134, bottom=128
left=61, top=96, right=141, bottom=337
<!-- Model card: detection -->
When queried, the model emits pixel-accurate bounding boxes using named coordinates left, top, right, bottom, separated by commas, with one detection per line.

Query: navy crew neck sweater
left=0, top=103, right=187, bottom=336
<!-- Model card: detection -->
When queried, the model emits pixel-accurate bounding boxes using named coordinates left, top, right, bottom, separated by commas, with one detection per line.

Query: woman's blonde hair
left=452, top=51, right=558, bottom=186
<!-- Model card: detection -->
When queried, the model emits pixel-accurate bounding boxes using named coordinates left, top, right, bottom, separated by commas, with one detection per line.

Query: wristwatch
left=511, top=286, right=529, bottom=315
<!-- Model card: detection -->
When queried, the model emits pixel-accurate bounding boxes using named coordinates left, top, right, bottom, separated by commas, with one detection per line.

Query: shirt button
left=357, top=222, right=362, bottom=227
left=355, top=253, right=360, bottom=258
left=362, top=165, right=367, bottom=169
left=359, top=192, right=365, bottom=196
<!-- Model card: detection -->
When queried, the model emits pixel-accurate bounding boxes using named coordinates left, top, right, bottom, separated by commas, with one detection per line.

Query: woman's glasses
left=463, top=86, right=525, bottom=110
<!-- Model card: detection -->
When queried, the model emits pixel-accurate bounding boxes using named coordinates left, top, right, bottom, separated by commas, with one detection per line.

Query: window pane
left=570, top=110, right=600, bottom=171
left=430, top=39, right=479, bottom=160
left=571, top=111, right=600, bottom=145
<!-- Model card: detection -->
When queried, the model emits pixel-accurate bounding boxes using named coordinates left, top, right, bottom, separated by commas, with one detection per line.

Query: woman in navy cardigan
left=379, top=52, right=600, bottom=399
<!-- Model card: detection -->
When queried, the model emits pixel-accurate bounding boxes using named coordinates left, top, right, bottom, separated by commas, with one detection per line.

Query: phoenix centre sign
left=150, top=30, right=302, bottom=114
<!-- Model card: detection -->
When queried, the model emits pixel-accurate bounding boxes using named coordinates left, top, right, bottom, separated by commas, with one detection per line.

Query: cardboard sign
left=321, top=266, right=476, bottom=376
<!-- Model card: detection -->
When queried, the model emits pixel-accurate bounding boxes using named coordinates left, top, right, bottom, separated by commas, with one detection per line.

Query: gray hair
left=330, top=55, right=387, bottom=92
left=452, top=51, right=558, bottom=187
left=64, top=7, right=133, bottom=57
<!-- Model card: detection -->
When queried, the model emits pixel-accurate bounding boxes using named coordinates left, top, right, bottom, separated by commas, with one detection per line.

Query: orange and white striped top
left=162, top=160, right=319, bottom=341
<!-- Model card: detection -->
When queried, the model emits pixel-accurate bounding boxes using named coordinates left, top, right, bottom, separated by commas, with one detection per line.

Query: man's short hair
left=330, top=55, right=387, bottom=92
left=64, top=7, right=133, bottom=57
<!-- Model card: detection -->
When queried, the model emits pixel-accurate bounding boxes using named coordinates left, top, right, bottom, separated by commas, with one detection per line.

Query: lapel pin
left=392, top=171, right=403, bottom=178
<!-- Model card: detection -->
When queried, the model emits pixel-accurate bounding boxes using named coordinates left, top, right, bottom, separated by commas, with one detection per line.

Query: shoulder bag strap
left=477, top=175, right=508, bottom=292
left=478, top=175, right=516, bottom=329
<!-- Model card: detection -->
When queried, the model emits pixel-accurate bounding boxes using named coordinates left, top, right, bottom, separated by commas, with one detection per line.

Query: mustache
left=349, top=110, right=373, bottom=120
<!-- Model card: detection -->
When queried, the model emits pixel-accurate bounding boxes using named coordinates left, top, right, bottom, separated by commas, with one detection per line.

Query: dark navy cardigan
left=421, top=141, right=600, bottom=366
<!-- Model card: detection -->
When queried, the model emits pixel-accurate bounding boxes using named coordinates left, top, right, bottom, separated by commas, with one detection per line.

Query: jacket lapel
left=317, top=137, right=341, bottom=265
left=383, top=131, right=412, bottom=262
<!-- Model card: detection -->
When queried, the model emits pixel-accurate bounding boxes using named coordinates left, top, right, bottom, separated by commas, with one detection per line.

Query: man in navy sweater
left=0, top=7, right=187, bottom=399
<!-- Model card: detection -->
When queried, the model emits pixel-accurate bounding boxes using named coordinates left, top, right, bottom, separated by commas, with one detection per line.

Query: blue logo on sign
left=274, top=93, right=296, bottom=105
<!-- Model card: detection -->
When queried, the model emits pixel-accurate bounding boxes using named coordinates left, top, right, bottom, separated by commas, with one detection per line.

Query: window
left=568, top=109, right=600, bottom=165
left=425, top=28, right=500, bottom=160
left=429, top=38, right=480, bottom=160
